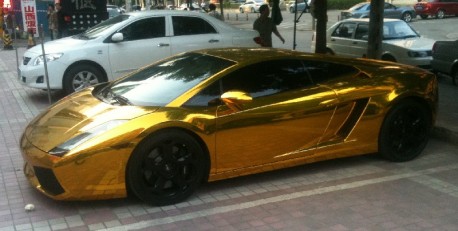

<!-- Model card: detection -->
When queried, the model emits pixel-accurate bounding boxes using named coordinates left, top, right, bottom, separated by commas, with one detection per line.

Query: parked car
left=239, top=0, right=266, bottom=13
left=414, top=0, right=458, bottom=19
left=178, top=3, right=201, bottom=11
left=107, top=5, right=122, bottom=18
left=19, top=10, right=261, bottom=94
left=288, top=0, right=311, bottom=13
left=431, top=39, right=458, bottom=85
left=20, top=48, right=437, bottom=205
left=341, top=2, right=416, bottom=22
left=313, top=18, right=435, bottom=69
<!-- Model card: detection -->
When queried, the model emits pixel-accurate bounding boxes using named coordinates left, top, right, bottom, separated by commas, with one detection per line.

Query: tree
left=312, top=0, right=328, bottom=54
left=367, top=0, right=384, bottom=59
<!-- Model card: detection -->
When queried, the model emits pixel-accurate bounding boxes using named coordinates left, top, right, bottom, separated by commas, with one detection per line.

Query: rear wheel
left=63, top=64, right=104, bottom=95
left=436, top=9, right=445, bottom=19
left=251, top=7, right=255, bottom=13
left=382, top=54, right=396, bottom=62
left=379, top=100, right=432, bottom=162
left=240, top=8, right=244, bottom=13
left=402, top=12, right=413, bottom=22
left=127, top=130, right=207, bottom=206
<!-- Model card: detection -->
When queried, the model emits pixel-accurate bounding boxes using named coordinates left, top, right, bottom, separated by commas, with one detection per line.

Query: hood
left=27, top=36, right=89, bottom=55
left=384, top=37, right=435, bottom=50
left=25, top=89, right=156, bottom=152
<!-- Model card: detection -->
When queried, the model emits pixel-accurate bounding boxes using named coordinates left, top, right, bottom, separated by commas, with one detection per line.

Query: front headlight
left=407, top=50, right=429, bottom=58
left=33, top=53, right=63, bottom=66
left=49, top=120, right=128, bottom=157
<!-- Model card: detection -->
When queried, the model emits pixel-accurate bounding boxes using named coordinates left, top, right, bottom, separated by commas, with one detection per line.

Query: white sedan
left=19, top=10, right=261, bottom=94
left=312, top=18, right=435, bottom=69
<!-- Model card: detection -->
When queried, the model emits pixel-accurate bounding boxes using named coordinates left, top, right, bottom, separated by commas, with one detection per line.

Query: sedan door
left=328, top=22, right=361, bottom=58
left=212, top=60, right=338, bottom=172
left=169, top=16, right=224, bottom=55
left=107, top=16, right=171, bottom=80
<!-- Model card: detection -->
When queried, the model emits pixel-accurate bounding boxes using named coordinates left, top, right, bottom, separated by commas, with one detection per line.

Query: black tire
left=289, top=7, right=294, bottom=13
left=436, top=9, right=445, bottom=19
left=251, top=7, right=255, bottom=13
left=402, top=12, right=413, bottom=22
left=63, top=64, right=104, bottom=95
left=379, top=99, right=432, bottom=162
left=127, top=130, right=207, bottom=206
left=382, top=55, right=396, bottom=62
left=420, top=14, right=428, bottom=19
left=240, top=8, right=244, bottom=13
left=452, top=67, right=457, bottom=85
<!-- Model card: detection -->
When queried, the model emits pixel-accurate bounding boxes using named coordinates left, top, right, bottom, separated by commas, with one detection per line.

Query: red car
left=414, top=0, right=458, bottom=19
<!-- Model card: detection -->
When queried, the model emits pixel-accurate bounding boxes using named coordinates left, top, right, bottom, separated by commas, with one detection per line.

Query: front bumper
left=19, top=59, right=67, bottom=90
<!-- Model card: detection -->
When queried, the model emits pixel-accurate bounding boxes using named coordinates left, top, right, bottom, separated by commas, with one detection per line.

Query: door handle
left=157, top=43, right=170, bottom=47
left=209, top=39, right=219, bottom=43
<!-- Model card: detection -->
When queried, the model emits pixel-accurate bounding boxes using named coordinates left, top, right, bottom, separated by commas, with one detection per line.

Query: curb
left=432, top=126, right=458, bottom=145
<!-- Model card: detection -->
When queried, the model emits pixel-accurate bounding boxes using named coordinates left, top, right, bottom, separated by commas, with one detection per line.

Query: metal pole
left=39, top=24, right=52, bottom=105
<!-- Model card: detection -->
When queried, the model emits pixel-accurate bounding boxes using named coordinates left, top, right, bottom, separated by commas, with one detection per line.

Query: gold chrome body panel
left=20, top=48, right=438, bottom=201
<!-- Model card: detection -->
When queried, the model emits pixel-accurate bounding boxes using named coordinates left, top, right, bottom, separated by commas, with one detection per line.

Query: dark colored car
left=431, top=39, right=458, bottom=85
left=414, top=0, right=458, bottom=19
left=341, top=2, right=417, bottom=22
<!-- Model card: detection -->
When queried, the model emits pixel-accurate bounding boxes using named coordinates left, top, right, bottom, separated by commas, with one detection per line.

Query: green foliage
left=328, top=0, right=363, bottom=10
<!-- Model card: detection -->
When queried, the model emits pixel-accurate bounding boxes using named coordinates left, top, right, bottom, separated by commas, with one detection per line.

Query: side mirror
left=221, top=90, right=252, bottom=112
left=111, top=32, right=124, bottom=42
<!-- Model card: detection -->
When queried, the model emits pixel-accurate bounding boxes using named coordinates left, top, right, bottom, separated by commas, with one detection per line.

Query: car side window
left=184, top=60, right=313, bottom=107
left=172, top=16, right=217, bottom=36
left=119, top=17, right=165, bottom=41
left=302, top=61, right=359, bottom=84
left=354, top=23, right=369, bottom=40
left=332, top=23, right=356, bottom=38
left=221, top=60, right=313, bottom=98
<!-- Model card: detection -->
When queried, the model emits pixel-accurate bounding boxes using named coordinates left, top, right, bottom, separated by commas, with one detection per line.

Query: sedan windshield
left=78, top=14, right=131, bottom=39
left=383, top=21, right=419, bottom=40
left=97, top=53, right=235, bottom=106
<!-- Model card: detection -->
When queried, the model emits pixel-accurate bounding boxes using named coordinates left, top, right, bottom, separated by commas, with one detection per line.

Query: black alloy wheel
left=127, top=130, right=207, bottom=205
left=379, top=99, right=432, bottom=162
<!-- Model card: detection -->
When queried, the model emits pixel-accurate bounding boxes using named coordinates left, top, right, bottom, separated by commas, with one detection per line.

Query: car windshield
left=383, top=21, right=419, bottom=40
left=97, top=53, right=235, bottom=106
left=77, top=14, right=131, bottom=39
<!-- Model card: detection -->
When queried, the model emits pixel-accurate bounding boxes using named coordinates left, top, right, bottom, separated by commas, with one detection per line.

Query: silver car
left=312, top=18, right=435, bottom=69
left=341, top=2, right=417, bottom=22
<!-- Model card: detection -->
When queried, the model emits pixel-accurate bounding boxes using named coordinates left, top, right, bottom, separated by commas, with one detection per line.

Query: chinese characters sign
left=21, top=0, right=38, bottom=37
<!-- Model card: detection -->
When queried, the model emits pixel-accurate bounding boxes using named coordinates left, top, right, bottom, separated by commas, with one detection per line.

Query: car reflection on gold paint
left=20, top=48, right=438, bottom=206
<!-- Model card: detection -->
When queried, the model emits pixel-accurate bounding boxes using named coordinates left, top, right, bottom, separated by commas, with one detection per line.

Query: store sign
left=21, top=0, right=38, bottom=37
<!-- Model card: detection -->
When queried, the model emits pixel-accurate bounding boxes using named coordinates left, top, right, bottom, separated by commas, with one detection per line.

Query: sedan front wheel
left=63, top=64, right=104, bottom=95
left=402, top=12, right=413, bottom=22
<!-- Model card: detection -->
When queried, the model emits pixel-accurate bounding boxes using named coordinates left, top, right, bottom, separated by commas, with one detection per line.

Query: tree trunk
left=313, top=0, right=327, bottom=54
left=367, top=0, right=384, bottom=59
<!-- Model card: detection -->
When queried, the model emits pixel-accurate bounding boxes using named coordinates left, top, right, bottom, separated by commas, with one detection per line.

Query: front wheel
left=127, top=130, right=207, bottom=206
left=289, top=7, right=294, bottom=13
left=379, top=100, right=432, bottom=162
left=251, top=7, right=255, bottom=13
left=63, top=64, right=104, bottom=95
left=239, top=8, right=244, bottom=13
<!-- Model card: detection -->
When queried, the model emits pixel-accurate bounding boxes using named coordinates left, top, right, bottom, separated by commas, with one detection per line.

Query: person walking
left=47, top=4, right=57, bottom=40
left=208, top=3, right=222, bottom=20
left=253, top=4, right=285, bottom=47
left=55, top=3, right=67, bottom=39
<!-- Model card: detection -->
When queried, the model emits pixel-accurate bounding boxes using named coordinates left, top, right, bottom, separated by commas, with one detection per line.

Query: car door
left=107, top=16, right=171, bottom=80
left=383, top=2, right=399, bottom=19
left=212, top=59, right=338, bottom=172
left=169, top=16, right=223, bottom=55
left=329, top=22, right=359, bottom=58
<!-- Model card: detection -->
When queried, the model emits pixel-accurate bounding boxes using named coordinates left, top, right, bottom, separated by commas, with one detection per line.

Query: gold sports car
left=20, top=48, right=438, bottom=205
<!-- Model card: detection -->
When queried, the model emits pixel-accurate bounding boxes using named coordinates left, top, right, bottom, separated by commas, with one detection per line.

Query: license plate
left=415, top=6, right=423, bottom=10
